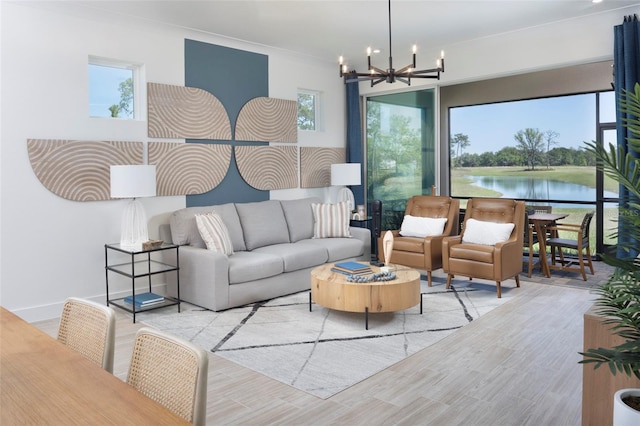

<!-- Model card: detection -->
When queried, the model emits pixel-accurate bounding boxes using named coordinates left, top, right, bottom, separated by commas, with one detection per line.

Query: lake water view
left=467, top=175, right=618, bottom=208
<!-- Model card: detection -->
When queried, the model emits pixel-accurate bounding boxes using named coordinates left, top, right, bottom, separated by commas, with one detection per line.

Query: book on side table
left=124, top=292, right=164, bottom=307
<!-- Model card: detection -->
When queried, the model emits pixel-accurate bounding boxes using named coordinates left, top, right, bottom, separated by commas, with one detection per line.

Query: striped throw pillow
left=195, top=212, right=234, bottom=255
left=311, top=202, right=352, bottom=238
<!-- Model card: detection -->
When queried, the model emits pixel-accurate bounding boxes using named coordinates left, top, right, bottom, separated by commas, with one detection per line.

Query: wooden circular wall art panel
left=147, top=83, right=232, bottom=140
left=235, top=97, right=297, bottom=143
left=27, top=139, right=143, bottom=201
left=148, top=142, right=232, bottom=196
left=235, top=145, right=298, bottom=190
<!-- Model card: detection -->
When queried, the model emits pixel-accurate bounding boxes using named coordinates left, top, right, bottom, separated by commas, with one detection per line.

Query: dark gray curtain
left=345, top=75, right=364, bottom=207
left=614, top=14, right=640, bottom=258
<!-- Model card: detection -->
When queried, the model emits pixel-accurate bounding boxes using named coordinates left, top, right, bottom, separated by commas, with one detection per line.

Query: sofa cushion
left=280, top=197, right=321, bottom=242
left=311, top=202, right=351, bottom=238
left=297, top=237, right=363, bottom=262
left=253, top=242, right=328, bottom=273
left=227, top=251, right=284, bottom=284
left=169, top=203, right=246, bottom=251
left=462, top=218, right=514, bottom=246
left=235, top=200, right=290, bottom=250
left=195, top=213, right=234, bottom=255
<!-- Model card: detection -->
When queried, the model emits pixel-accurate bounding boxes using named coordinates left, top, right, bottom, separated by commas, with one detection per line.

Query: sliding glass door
left=365, top=89, right=436, bottom=230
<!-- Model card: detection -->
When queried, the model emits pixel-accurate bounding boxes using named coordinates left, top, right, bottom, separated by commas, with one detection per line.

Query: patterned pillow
left=195, top=212, right=234, bottom=255
left=311, top=202, right=351, bottom=238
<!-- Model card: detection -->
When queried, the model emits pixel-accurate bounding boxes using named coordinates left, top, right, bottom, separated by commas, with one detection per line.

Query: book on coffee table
left=332, top=261, right=372, bottom=275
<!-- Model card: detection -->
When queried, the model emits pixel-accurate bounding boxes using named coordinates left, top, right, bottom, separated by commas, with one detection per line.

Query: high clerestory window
left=297, top=89, right=322, bottom=131
left=89, top=56, right=141, bottom=119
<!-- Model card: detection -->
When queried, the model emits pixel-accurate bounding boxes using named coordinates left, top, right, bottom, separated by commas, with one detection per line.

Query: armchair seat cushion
left=393, top=236, right=427, bottom=254
left=450, top=243, right=495, bottom=263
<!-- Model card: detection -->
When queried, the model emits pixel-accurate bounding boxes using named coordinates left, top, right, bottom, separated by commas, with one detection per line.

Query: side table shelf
left=105, top=243, right=180, bottom=323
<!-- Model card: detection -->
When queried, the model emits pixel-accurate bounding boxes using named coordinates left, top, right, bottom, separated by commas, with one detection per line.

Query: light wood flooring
left=34, top=264, right=612, bottom=425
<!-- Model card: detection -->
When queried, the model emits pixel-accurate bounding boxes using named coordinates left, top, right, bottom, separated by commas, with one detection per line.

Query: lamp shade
left=331, top=163, right=361, bottom=186
left=110, top=165, right=156, bottom=199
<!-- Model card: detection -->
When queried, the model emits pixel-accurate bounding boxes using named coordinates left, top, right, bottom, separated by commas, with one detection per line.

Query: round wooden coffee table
left=309, top=263, right=421, bottom=329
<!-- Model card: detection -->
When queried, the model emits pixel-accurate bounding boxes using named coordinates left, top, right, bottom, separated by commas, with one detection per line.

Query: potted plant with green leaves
left=582, top=82, right=640, bottom=424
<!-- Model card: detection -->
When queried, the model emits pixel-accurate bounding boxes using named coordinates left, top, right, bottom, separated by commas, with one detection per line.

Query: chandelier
left=339, top=0, right=445, bottom=86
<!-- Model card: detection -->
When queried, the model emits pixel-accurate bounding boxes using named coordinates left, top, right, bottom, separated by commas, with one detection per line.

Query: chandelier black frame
left=339, top=0, right=444, bottom=86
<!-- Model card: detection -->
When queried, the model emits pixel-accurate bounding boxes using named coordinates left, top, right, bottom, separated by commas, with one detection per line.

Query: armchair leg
left=446, top=274, right=452, bottom=289
left=496, top=281, right=502, bottom=298
left=515, top=275, right=520, bottom=288
left=427, top=271, right=432, bottom=287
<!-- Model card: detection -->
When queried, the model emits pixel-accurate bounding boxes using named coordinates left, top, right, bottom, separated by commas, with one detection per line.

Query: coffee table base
left=309, top=291, right=423, bottom=330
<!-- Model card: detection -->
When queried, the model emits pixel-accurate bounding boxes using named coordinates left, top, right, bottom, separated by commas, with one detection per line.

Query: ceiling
left=41, top=1, right=640, bottom=71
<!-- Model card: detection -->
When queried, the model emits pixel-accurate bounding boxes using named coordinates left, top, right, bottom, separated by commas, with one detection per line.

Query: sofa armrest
left=170, top=245, right=231, bottom=311
left=349, top=226, right=371, bottom=259
left=442, top=235, right=462, bottom=272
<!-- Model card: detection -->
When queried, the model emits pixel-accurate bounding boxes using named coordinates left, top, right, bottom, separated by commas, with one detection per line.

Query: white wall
left=0, top=2, right=344, bottom=321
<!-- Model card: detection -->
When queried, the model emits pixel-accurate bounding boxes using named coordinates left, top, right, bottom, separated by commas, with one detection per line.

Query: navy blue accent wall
left=184, top=39, right=269, bottom=207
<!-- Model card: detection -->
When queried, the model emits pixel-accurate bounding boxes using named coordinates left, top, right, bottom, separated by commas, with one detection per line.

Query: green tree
left=495, top=146, right=522, bottom=166
left=451, top=133, right=470, bottom=167
left=544, top=130, right=559, bottom=169
left=118, top=78, right=133, bottom=118
left=297, top=93, right=315, bottom=130
left=514, top=128, right=545, bottom=170
left=108, top=104, right=119, bottom=118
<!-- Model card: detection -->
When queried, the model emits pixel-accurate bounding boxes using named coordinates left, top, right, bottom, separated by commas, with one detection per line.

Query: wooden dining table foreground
left=0, top=307, right=190, bottom=425
left=528, top=212, right=569, bottom=277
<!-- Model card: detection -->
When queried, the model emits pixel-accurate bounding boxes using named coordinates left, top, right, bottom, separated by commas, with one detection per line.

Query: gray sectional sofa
left=159, top=197, right=371, bottom=311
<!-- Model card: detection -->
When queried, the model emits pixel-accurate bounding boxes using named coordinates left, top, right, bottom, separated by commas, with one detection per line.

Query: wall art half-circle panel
left=27, top=139, right=143, bottom=201
left=235, top=97, right=297, bottom=143
left=300, top=147, right=345, bottom=188
left=149, top=142, right=232, bottom=196
left=235, top=145, right=297, bottom=190
left=147, top=83, right=232, bottom=140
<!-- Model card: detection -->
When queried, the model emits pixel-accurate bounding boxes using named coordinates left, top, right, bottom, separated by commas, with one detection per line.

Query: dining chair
left=127, top=327, right=209, bottom=426
left=57, top=297, right=116, bottom=373
left=546, top=211, right=595, bottom=280
left=523, top=205, right=555, bottom=276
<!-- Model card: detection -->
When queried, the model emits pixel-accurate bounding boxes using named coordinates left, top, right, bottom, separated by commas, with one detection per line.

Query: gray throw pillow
left=235, top=200, right=290, bottom=250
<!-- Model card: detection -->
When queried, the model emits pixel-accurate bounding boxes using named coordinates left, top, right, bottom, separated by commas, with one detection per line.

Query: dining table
left=0, top=306, right=190, bottom=425
left=528, top=212, right=569, bottom=277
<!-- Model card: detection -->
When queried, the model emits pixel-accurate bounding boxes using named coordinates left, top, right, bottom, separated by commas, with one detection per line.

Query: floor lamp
left=110, top=165, right=156, bottom=250
left=331, top=163, right=361, bottom=212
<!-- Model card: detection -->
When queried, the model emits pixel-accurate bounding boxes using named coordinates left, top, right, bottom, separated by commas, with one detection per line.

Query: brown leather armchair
left=442, top=198, right=525, bottom=298
left=377, top=195, right=460, bottom=286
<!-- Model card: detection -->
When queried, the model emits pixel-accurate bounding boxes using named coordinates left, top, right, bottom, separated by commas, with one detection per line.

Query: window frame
left=88, top=55, right=143, bottom=120
left=297, top=89, right=322, bottom=132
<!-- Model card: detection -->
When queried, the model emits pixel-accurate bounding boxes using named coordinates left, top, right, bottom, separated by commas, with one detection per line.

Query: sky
left=88, top=64, right=133, bottom=118
left=449, top=92, right=616, bottom=155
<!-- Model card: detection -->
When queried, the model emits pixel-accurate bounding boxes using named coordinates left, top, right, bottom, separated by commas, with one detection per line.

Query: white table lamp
left=110, top=165, right=156, bottom=250
left=331, top=163, right=361, bottom=211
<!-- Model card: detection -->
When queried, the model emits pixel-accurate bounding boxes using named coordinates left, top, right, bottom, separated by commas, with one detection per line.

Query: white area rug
left=143, top=279, right=512, bottom=399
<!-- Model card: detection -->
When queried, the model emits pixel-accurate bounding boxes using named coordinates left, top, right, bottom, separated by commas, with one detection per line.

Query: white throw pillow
left=311, top=202, right=351, bottom=238
left=399, top=215, right=448, bottom=238
left=462, top=218, right=515, bottom=246
left=195, top=212, right=234, bottom=255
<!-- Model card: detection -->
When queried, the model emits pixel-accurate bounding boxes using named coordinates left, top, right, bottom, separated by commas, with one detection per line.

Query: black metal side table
left=104, top=243, right=180, bottom=323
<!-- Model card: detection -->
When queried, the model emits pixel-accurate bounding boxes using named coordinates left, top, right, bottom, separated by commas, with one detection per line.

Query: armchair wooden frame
left=378, top=195, right=459, bottom=286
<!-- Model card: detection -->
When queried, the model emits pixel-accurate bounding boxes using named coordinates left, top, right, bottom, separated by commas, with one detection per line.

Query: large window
left=449, top=91, right=616, bottom=254
left=89, top=56, right=140, bottom=119
left=366, top=89, right=436, bottom=229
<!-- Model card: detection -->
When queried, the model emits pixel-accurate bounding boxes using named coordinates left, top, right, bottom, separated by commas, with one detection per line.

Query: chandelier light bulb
left=339, top=55, right=343, bottom=64
left=337, top=0, right=445, bottom=86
